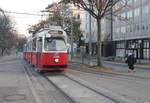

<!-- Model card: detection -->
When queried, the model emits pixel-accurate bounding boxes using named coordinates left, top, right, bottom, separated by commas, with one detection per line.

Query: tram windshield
left=44, top=37, right=66, bottom=51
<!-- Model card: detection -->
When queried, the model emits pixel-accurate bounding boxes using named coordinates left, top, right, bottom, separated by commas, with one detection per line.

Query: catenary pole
left=88, top=3, right=92, bottom=65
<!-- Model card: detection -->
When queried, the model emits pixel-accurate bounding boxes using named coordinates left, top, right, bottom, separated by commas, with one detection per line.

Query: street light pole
left=88, top=4, right=92, bottom=65
left=71, top=16, right=73, bottom=61
left=110, top=0, right=115, bottom=58
left=67, top=3, right=74, bottom=61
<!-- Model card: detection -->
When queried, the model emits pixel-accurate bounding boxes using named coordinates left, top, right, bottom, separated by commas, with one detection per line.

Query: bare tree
left=63, top=0, right=129, bottom=66
left=28, top=20, right=48, bottom=36
left=0, top=8, right=17, bottom=55
left=46, top=2, right=83, bottom=44
left=28, top=2, right=82, bottom=44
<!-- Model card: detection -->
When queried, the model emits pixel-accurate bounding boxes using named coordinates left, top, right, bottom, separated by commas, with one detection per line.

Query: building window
left=144, top=41, right=149, bottom=48
left=121, top=26, right=126, bottom=34
left=143, top=5, right=149, bottom=14
left=142, top=25, right=145, bottom=30
left=127, top=10, right=133, bottom=18
left=143, top=49, right=149, bottom=59
left=146, top=24, right=149, bottom=30
left=133, top=24, right=136, bottom=31
left=116, top=42, right=125, bottom=48
left=128, top=0, right=133, bottom=4
left=116, top=42, right=125, bottom=57
left=137, top=25, right=140, bottom=31
left=126, top=25, right=130, bottom=32
left=130, top=25, right=132, bottom=32
left=143, top=41, right=150, bottom=59
left=134, top=8, right=140, bottom=17
left=121, top=13, right=126, bottom=18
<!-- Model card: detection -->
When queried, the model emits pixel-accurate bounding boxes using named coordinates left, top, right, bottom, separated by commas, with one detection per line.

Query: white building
left=70, top=4, right=112, bottom=56
left=113, top=0, right=150, bottom=60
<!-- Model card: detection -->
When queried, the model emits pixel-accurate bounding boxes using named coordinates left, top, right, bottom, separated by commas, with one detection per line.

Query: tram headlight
left=54, top=58, right=59, bottom=62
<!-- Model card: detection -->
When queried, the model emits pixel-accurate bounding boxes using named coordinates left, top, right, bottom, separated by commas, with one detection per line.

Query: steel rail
left=42, top=74, right=77, bottom=103
left=23, top=61, right=77, bottom=103
left=62, top=74, right=120, bottom=103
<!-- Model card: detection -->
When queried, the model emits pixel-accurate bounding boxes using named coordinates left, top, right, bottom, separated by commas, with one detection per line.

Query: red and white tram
left=23, top=26, right=68, bottom=72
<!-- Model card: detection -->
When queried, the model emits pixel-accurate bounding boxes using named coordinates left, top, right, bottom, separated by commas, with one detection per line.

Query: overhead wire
left=4, top=10, right=48, bottom=16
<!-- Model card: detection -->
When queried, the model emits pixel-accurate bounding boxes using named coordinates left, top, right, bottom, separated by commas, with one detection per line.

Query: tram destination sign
left=48, top=30, right=63, bottom=35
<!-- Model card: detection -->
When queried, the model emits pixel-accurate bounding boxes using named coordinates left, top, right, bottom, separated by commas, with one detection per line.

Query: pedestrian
left=16, top=49, right=18, bottom=57
left=125, top=53, right=137, bottom=73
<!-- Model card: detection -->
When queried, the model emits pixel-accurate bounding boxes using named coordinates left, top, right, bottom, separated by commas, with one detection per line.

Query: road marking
left=23, top=66, right=43, bottom=103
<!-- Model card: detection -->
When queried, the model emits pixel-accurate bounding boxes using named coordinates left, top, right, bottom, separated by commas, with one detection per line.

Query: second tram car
left=23, top=26, right=68, bottom=72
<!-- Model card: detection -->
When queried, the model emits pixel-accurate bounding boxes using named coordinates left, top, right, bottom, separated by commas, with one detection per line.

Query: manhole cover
left=4, top=94, right=26, bottom=101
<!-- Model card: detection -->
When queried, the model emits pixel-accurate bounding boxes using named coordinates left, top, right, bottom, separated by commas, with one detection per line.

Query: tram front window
left=44, top=37, right=66, bottom=51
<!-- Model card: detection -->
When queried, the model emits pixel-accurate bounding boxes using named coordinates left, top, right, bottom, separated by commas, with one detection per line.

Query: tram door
left=37, top=37, right=42, bottom=67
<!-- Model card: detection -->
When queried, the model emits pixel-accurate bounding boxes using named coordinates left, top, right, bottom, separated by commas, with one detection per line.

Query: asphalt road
left=1, top=55, right=150, bottom=103
left=68, top=63, right=150, bottom=103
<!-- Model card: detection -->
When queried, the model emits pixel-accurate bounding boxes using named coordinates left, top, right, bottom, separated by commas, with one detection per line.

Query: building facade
left=71, top=4, right=112, bottom=56
left=113, top=0, right=150, bottom=60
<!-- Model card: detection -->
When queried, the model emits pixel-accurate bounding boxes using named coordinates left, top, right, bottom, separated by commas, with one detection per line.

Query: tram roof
left=34, top=26, right=67, bottom=37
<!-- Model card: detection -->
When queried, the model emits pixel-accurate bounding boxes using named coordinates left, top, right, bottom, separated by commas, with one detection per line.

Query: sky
left=0, top=0, right=60, bottom=36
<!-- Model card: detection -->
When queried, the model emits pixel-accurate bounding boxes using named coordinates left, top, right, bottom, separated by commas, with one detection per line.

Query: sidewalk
left=0, top=55, right=36, bottom=103
left=70, top=56, right=150, bottom=76
left=103, top=60, right=150, bottom=70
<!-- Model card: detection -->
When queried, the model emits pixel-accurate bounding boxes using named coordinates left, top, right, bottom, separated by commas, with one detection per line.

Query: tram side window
left=32, top=39, right=36, bottom=51
left=30, top=42, right=32, bottom=51
left=37, top=37, right=42, bottom=52
left=27, top=44, right=29, bottom=51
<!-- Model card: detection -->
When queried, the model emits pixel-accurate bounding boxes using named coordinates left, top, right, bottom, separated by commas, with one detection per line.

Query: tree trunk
left=97, top=18, right=103, bottom=66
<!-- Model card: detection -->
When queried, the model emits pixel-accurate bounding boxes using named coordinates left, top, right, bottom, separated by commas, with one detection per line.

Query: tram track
left=23, top=65, right=43, bottom=103
left=23, top=62, right=76, bottom=103
left=42, top=74, right=77, bottom=103
left=23, top=61, right=138, bottom=103
left=62, top=74, right=120, bottom=103
left=44, top=72, right=138, bottom=103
